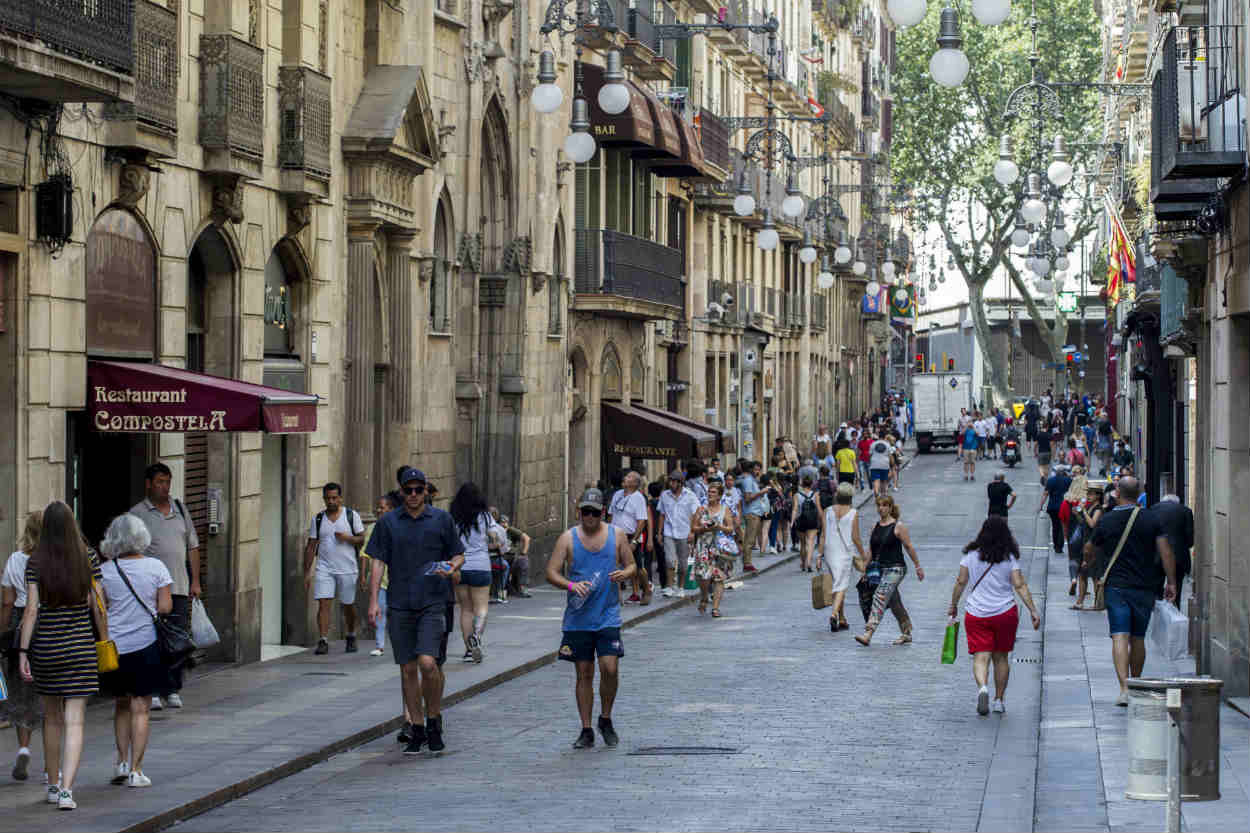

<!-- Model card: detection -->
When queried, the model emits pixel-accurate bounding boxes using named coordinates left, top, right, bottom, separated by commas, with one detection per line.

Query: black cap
left=398, top=466, right=426, bottom=485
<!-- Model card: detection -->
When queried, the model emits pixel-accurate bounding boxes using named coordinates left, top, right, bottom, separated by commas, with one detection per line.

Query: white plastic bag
left=190, top=598, right=220, bottom=649
left=1148, top=599, right=1188, bottom=663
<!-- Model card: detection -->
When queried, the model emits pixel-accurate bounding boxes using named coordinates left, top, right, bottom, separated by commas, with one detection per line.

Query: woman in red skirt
left=947, top=516, right=1042, bottom=716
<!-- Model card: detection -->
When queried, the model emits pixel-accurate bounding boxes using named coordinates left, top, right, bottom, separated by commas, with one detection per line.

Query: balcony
left=708, top=279, right=740, bottom=325
left=0, top=0, right=135, bottom=102
left=278, top=66, right=332, bottom=199
left=102, top=0, right=178, bottom=158
left=781, top=291, right=806, bottom=329
left=1133, top=236, right=1163, bottom=306
left=1149, top=71, right=1215, bottom=220
left=574, top=228, right=685, bottom=320
left=622, top=0, right=674, bottom=82
left=200, top=34, right=266, bottom=177
left=811, top=294, right=827, bottom=331
left=1156, top=24, right=1246, bottom=182
left=862, top=93, right=880, bottom=129
left=698, top=108, right=731, bottom=178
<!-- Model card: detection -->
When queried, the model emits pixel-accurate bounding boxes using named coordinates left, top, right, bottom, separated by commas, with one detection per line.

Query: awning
left=579, top=62, right=655, bottom=148
left=631, top=83, right=682, bottom=161
left=601, top=402, right=716, bottom=462
left=650, top=114, right=708, bottom=178
left=88, top=361, right=318, bottom=434
left=629, top=402, right=735, bottom=454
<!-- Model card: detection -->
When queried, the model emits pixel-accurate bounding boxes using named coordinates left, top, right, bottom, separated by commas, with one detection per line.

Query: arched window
left=430, top=193, right=451, bottom=333
left=548, top=223, right=564, bottom=335
left=263, top=251, right=296, bottom=357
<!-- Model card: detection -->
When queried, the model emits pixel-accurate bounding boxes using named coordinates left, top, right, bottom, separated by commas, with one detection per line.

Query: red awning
left=88, top=361, right=318, bottom=434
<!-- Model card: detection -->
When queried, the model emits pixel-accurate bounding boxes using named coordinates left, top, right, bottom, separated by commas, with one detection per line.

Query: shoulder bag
left=942, top=562, right=994, bottom=665
left=91, top=580, right=119, bottom=673
left=112, top=560, right=196, bottom=670
left=1094, top=507, right=1139, bottom=610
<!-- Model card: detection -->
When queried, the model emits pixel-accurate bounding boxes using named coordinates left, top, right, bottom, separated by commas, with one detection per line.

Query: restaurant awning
left=650, top=113, right=708, bottom=179
left=601, top=402, right=716, bottom=463
left=579, top=62, right=655, bottom=148
left=88, top=360, right=318, bottom=434
left=629, top=402, right=735, bottom=454
left=631, top=83, right=682, bottom=162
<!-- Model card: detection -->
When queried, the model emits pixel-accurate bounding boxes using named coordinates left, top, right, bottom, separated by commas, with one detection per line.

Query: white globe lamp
left=866, top=279, right=881, bottom=297
left=930, top=9, right=969, bottom=88
left=531, top=51, right=563, bottom=114
left=1046, top=135, right=1074, bottom=187
left=1055, top=254, right=1070, bottom=271
left=817, top=270, right=835, bottom=290
left=597, top=51, right=631, bottom=116
left=799, top=235, right=819, bottom=264
left=992, top=135, right=1019, bottom=186
left=1011, top=225, right=1030, bottom=247
left=853, top=260, right=867, bottom=276
left=757, top=214, right=779, bottom=251
left=835, top=234, right=853, bottom=264
left=563, top=129, right=596, bottom=164
left=781, top=183, right=805, bottom=218
left=971, top=0, right=1011, bottom=26
left=887, top=0, right=927, bottom=27
left=1051, top=227, right=1070, bottom=248
left=733, top=187, right=756, bottom=218
left=881, top=260, right=896, bottom=278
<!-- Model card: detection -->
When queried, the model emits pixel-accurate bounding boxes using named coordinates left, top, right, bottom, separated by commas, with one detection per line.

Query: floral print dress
left=693, top=504, right=736, bottom=583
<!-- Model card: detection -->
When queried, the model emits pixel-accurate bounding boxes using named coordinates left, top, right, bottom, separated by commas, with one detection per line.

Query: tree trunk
left=1005, top=265, right=1071, bottom=393
left=968, top=280, right=1012, bottom=408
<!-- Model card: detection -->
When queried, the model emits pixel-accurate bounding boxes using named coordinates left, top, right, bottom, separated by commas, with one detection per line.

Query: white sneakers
left=46, top=784, right=60, bottom=804
left=977, top=686, right=990, bottom=716
left=151, top=696, right=163, bottom=710
left=127, top=771, right=151, bottom=788
left=767, top=546, right=778, bottom=554
left=661, top=587, right=675, bottom=598
left=166, top=693, right=183, bottom=708
left=111, top=760, right=130, bottom=785
left=369, top=648, right=384, bottom=656
left=57, top=788, right=76, bottom=810
left=991, top=699, right=1005, bottom=714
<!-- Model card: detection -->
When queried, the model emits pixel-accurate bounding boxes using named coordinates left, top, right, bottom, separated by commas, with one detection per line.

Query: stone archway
left=601, top=342, right=623, bottom=402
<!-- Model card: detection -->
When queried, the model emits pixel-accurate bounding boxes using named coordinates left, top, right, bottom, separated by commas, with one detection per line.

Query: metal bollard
left=1126, top=677, right=1223, bottom=803
left=1166, top=687, right=1181, bottom=833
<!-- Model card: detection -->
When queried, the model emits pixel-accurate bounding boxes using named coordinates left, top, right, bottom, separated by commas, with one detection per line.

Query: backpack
left=816, top=477, right=835, bottom=509
left=315, top=508, right=362, bottom=552
left=798, top=491, right=821, bottom=531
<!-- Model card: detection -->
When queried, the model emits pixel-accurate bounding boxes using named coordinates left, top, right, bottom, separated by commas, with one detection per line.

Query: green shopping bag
left=941, top=617, right=960, bottom=664
left=683, top=563, right=698, bottom=590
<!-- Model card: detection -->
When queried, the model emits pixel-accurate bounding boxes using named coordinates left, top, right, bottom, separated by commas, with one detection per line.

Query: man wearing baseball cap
left=546, top=487, right=635, bottom=749
left=367, top=466, right=464, bottom=756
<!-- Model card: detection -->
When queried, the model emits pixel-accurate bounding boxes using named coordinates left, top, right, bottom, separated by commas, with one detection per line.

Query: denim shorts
left=1105, top=585, right=1155, bottom=638
left=460, top=569, right=492, bottom=588
left=870, top=468, right=889, bottom=482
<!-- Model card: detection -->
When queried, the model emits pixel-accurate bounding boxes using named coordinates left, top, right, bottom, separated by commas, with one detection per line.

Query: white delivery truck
left=911, top=372, right=974, bottom=453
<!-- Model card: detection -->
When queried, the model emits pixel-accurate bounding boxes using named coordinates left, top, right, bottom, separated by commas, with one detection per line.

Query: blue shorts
left=870, top=468, right=889, bottom=482
left=1105, top=586, right=1155, bottom=638
left=559, top=628, right=624, bottom=662
left=460, top=569, right=492, bottom=588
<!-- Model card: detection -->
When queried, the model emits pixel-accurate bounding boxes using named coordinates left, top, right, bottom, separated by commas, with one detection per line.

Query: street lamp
left=993, top=135, right=1020, bottom=185
left=853, top=258, right=868, bottom=276
left=1021, top=173, right=1047, bottom=224
left=596, top=50, right=631, bottom=115
left=971, top=0, right=1012, bottom=25
left=817, top=260, right=835, bottom=289
left=799, top=232, right=819, bottom=263
left=781, top=172, right=805, bottom=218
left=887, top=0, right=928, bottom=27
left=531, top=50, right=564, bottom=114
left=835, top=231, right=853, bottom=264
left=757, top=211, right=780, bottom=251
left=733, top=180, right=757, bottom=217
left=1050, top=208, right=1070, bottom=248
left=1010, top=212, right=1031, bottom=247
left=1046, top=134, right=1074, bottom=187
left=930, top=6, right=970, bottom=88
left=866, top=278, right=881, bottom=296
left=563, top=98, right=596, bottom=163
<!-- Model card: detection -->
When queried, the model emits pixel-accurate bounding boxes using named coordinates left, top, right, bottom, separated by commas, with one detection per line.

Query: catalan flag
left=1104, top=193, right=1136, bottom=306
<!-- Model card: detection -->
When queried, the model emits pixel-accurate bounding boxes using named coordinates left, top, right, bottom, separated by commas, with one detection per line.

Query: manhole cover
left=628, top=746, right=741, bottom=756
left=302, top=671, right=349, bottom=676
left=1013, top=657, right=1041, bottom=664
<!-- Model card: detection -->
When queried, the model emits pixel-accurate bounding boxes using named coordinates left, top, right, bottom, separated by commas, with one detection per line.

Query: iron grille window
left=430, top=258, right=451, bottom=333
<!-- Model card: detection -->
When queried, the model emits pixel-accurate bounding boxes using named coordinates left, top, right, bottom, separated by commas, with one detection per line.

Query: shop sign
left=86, top=210, right=156, bottom=357
left=612, top=442, right=678, bottom=458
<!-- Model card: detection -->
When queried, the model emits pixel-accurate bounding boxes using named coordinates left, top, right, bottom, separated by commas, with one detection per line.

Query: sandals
left=711, top=609, right=721, bottom=618
left=698, top=601, right=708, bottom=615
left=1070, top=603, right=1084, bottom=610
left=893, top=634, right=913, bottom=645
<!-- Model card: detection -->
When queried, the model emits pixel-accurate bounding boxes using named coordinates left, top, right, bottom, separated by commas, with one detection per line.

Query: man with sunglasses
left=657, top=471, right=701, bottom=596
left=547, top=488, right=635, bottom=749
left=367, top=466, right=464, bottom=756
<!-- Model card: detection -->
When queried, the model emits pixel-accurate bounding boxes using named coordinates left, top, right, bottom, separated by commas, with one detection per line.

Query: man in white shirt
left=984, top=412, right=999, bottom=459
left=607, top=471, right=650, bottom=603
left=973, top=412, right=990, bottom=460
left=657, top=471, right=701, bottom=598
left=302, top=482, right=366, bottom=655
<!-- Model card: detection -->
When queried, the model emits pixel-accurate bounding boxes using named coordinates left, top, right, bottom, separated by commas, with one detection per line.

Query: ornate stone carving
left=502, top=236, right=532, bottom=276
left=417, top=256, right=435, bottom=283
left=458, top=232, right=482, bottom=272
left=481, top=0, right=513, bottom=58
left=287, top=199, right=313, bottom=236
left=116, top=163, right=151, bottom=207
left=531, top=271, right=547, bottom=293
left=209, top=174, right=246, bottom=225
left=464, top=42, right=486, bottom=82
left=436, top=109, right=457, bottom=157
left=556, top=160, right=572, bottom=188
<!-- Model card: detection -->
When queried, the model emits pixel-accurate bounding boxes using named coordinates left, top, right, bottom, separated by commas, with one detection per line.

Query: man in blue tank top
left=546, top=487, right=635, bottom=749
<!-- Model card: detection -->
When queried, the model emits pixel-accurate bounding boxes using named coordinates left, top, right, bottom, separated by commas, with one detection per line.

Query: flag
left=890, top=283, right=915, bottom=323
left=808, top=95, right=824, bottom=117
left=1103, top=193, right=1136, bottom=306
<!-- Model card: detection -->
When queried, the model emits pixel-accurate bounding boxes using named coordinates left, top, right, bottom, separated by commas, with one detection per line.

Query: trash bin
left=1126, top=677, right=1222, bottom=801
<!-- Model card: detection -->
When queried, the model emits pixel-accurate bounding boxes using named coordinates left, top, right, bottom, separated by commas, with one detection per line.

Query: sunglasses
left=580, top=507, right=602, bottom=517
left=402, top=484, right=426, bottom=495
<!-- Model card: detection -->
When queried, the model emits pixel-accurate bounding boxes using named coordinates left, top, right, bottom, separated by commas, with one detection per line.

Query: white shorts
left=315, top=571, right=359, bottom=603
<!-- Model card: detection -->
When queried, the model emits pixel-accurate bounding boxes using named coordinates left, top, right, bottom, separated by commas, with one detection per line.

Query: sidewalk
left=0, top=548, right=800, bottom=833
left=1035, top=546, right=1250, bottom=832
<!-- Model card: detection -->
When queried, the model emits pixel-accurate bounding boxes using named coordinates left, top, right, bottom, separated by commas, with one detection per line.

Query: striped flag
left=808, top=94, right=825, bottom=117
left=1104, top=193, right=1136, bottom=306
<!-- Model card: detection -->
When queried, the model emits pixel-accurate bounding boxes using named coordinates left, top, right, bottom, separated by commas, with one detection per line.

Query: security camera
left=721, top=292, right=735, bottom=306
left=706, top=302, right=724, bottom=319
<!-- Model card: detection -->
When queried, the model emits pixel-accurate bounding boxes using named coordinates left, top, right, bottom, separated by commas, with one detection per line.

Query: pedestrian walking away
left=449, top=483, right=505, bottom=664
left=16, top=502, right=106, bottom=810
left=129, top=463, right=200, bottom=710
left=302, top=482, right=367, bottom=656
left=1039, top=466, right=1072, bottom=554
left=737, top=461, right=768, bottom=572
left=792, top=477, right=821, bottom=572
left=855, top=496, right=924, bottom=646
left=547, top=488, right=635, bottom=749
left=868, top=435, right=893, bottom=495
left=946, top=516, right=1040, bottom=716
left=97, top=515, right=175, bottom=789
left=822, top=483, right=867, bottom=632
left=1087, top=477, right=1177, bottom=706
left=366, top=467, right=465, bottom=756
left=690, top=482, right=738, bottom=618
left=1, top=510, right=45, bottom=783
left=1151, top=494, right=1194, bottom=608
left=986, top=473, right=1016, bottom=518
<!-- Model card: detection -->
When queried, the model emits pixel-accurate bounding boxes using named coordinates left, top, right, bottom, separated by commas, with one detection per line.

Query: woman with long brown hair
left=16, top=501, right=106, bottom=810
left=854, top=495, right=925, bottom=647
left=1, top=510, right=44, bottom=781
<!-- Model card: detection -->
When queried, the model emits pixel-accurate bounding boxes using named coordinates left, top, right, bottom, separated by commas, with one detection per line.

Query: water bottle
left=424, top=561, right=452, bottom=576
left=941, top=616, right=960, bottom=665
left=568, top=571, right=602, bottom=610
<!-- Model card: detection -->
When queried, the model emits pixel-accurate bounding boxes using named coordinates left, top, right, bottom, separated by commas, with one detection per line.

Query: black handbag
left=112, top=559, right=197, bottom=670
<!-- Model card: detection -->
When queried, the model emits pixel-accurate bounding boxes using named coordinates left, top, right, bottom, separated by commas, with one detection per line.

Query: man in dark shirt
left=1039, top=466, right=1072, bottom=553
left=1089, top=477, right=1176, bottom=706
left=986, top=473, right=1016, bottom=518
left=367, top=466, right=465, bottom=755
left=1112, top=440, right=1135, bottom=473
left=1151, top=495, right=1194, bottom=608
left=1035, top=427, right=1053, bottom=483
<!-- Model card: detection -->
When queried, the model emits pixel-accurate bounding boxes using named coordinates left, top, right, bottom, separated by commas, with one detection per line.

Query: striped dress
left=25, top=553, right=103, bottom=698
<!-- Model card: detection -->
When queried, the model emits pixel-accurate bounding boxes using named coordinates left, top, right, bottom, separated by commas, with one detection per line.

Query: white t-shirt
left=974, top=419, right=990, bottom=438
left=658, top=488, right=701, bottom=539
left=100, top=556, right=173, bottom=655
left=2, top=550, right=30, bottom=608
left=458, top=512, right=503, bottom=572
left=309, top=508, right=365, bottom=575
left=960, top=551, right=1021, bottom=618
left=608, top=490, right=648, bottom=535
left=721, top=487, right=743, bottom=514
left=869, top=440, right=892, bottom=470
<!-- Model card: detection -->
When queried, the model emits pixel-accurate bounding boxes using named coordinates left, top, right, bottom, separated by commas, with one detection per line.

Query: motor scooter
left=1002, top=438, right=1020, bottom=467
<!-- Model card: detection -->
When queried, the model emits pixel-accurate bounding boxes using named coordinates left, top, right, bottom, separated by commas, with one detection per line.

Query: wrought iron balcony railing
left=102, top=0, right=177, bottom=138
left=200, top=33, right=265, bottom=162
left=698, top=108, right=731, bottom=172
left=279, top=66, right=332, bottom=181
left=1156, top=24, right=1246, bottom=181
left=575, top=228, right=685, bottom=311
left=0, top=0, right=133, bottom=75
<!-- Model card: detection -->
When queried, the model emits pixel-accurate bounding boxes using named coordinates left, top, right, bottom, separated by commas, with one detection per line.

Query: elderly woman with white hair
left=97, top=514, right=174, bottom=788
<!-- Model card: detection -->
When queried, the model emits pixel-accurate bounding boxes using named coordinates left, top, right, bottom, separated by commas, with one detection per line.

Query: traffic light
left=915, top=353, right=924, bottom=372
left=947, top=357, right=956, bottom=371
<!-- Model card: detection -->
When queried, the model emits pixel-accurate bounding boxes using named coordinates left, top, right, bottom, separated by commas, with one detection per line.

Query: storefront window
left=264, top=252, right=295, bottom=357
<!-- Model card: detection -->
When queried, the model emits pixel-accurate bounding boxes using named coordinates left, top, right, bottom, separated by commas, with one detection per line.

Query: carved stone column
left=345, top=222, right=379, bottom=500
left=387, top=230, right=417, bottom=424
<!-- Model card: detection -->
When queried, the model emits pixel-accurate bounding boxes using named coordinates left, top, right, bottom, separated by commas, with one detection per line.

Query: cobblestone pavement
left=181, top=451, right=1052, bottom=833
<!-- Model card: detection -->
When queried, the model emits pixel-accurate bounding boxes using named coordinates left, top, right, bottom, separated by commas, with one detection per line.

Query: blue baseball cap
left=398, top=466, right=426, bottom=485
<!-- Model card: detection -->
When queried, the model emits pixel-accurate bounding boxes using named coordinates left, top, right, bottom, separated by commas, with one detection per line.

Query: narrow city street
left=180, top=451, right=1051, bottom=833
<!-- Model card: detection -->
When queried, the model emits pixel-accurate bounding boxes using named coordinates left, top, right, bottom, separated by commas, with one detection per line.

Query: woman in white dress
left=822, top=483, right=867, bottom=632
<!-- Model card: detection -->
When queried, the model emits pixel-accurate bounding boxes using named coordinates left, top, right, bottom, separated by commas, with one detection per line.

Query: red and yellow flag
left=1104, top=194, right=1137, bottom=306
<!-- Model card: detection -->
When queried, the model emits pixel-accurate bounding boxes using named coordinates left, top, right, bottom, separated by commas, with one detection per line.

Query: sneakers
left=467, top=633, right=483, bottom=663
left=597, top=716, right=619, bottom=748
left=977, top=687, right=990, bottom=716
left=314, top=638, right=329, bottom=655
left=47, top=784, right=60, bottom=804
left=461, top=650, right=474, bottom=663
left=344, top=634, right=358, bottom=653
left=13, top=748, right=30, bottom=781
left=127, top=771, right=151, bottom=788
left=369, top=648, right=384, bottom=657
left=991, top=699, right=1005, bottom=714
left=516, top=590, right=533, bottom=598
left=743, top=565, right=758, bottom=574
left=1115, top=691, right=1129, bottom=707
left=111, top=760, right=130, bottom=785
left=767, top=546, right=778, bottom=554
left=425, top=717, right=445, bottom=755
left=661, top=586, right=675, bottom=598
left=489, top=596, right=503, bottom=605
left=57, top=788, right=76, bottom=810
left=397, top=723, right=412, bottom=744
left=403, top=722, right=427, bottom=756
left=165, top=693, right=183, bottom=708
left=572, top=728, right=595, bottom=749
left=151, top=696, right=164, bottom=711
left=626, top=593, right=641, bottom=603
